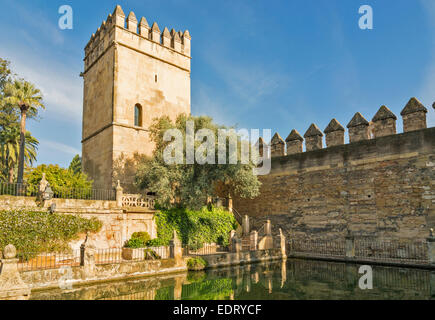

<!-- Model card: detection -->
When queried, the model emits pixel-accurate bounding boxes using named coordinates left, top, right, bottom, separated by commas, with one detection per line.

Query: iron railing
left=0, top=182, right=116, bottom=201
left=288, top=237, right=430, bottom=266
left=0, top=182, right=38, bottom=197
left=354, top=238, right=428, bottom=265
left=289, top=238, right=347, bottom=259
left=17, top=250, right=81, bottom=272
left=184, top=243, right=230, bottom=256
left=53, top=187, right=116, bottom=201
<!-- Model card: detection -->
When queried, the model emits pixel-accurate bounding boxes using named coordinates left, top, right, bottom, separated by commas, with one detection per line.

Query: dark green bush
left=0, top=210, right=102, bottom=258
left=147, top=206, right=237, bottom=247
left=124, top=231, right=151, bottom=248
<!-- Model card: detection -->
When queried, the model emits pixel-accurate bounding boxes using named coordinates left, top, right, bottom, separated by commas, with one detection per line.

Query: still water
left=31, top=258, right=434, bottom=300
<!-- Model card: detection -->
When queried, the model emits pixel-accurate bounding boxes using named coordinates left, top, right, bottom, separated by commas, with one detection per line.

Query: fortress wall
left=234, top=103, right=435, bottom=241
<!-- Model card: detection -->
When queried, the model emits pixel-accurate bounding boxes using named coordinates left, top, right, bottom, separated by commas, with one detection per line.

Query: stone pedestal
left=0, top=245, right=31, bottom=300
left=80, top=243, right=96, bottom=279
left=242, top=215, right=250, bottom=236
left=170, top=231, right=183, bottom=265
left=116, top=180, right=123, bottom=208
left=232, top=235, right=242, bottom=253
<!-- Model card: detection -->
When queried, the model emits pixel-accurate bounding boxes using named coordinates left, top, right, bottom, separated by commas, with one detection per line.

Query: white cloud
left=205, top=54, right=291, bottom=106
left=40, top=139, right=81, bottom=156
left=0, top=50, right=83, bottom=122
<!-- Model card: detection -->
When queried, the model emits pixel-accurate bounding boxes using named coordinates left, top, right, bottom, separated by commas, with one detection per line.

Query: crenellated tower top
left=84, top=4, right=192, bottom=73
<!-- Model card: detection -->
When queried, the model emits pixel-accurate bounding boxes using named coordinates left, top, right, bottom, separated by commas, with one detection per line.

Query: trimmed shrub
left=124, top=231, right=151, bottom=248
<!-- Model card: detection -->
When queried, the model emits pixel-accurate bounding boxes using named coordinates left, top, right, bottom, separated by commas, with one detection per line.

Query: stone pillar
left=265, top=220, right=272, bottom=236
left=324, top=119, right=345, bottom=147
left=347, top=112, right=370, bottom=143
left=116, top=180, right=123, bottom=208
left=304, top=124, right=324, bottom=151
left=227, top=196, right=233, bottom=213
left=170, top=230, right=183, bottom=265
left=401, top=97, right=428, bottom=132
left=285, top=129, right=304, bottom=155
left=80, top=236, right=96, bottom=278
left=250, top=231, right=258, bottom=251
left=372, top=105, right=397, bottom=138
left=228, top=230, right=236, bottom=252
left=270, top=133, right=285, bottom=157
left=242, top=215, right=250, bottom=236
left=231, top=235, right=242, bottom=253
left=0, top=245, right=31, bottom=300
left=345, top=234, right=355, bottom=260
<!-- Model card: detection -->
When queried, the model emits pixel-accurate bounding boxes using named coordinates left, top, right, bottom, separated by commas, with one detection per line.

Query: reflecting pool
left=30, top=258, right=435, bottom=300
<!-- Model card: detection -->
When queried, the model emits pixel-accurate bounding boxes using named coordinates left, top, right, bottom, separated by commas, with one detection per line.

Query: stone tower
left=81, top=5, right=191, bottom=188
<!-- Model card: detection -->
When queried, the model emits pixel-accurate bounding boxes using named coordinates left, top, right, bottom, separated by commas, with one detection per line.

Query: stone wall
left=201, top=249, right=284, bottom=269
left=21, top=258, right=187, bottom=291
left=234, top=104, right=434, bottom=241
left=0, top=197, right=157, bottom=249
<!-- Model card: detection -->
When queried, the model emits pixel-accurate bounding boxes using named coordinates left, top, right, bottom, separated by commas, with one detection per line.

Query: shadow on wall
left=112, top=152, right=150, bottom=193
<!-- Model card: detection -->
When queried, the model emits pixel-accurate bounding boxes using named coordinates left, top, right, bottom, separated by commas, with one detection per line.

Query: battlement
left=84, top=5, right=191, bottom=72
left=263, top=97, right=432, bottom=160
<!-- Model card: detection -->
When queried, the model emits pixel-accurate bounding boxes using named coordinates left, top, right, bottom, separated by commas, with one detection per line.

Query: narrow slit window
left=134, top=104, right=143, bottom=127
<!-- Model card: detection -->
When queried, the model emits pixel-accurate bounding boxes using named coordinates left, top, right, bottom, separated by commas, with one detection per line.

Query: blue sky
left=0, top=0, right=434, bottom=168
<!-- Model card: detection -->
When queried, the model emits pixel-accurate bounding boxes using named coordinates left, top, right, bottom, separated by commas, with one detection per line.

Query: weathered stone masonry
left=234, top=99, right=435, bottom=241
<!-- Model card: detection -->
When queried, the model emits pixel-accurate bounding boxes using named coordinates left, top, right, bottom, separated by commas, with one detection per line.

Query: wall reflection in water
left=30, top=259, right=435, bottom=300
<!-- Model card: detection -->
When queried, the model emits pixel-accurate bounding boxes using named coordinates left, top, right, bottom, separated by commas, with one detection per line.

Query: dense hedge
left=147, top=206, right=237, bottom=248
left=0, top=210, right=102, bottom=257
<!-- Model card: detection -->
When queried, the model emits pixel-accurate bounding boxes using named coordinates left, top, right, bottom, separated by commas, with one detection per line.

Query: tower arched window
left=134, top=104, right=143, bottom=127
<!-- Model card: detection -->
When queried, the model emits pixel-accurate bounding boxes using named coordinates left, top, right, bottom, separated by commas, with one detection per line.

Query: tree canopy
left=0, top=58, right=44, bottom=182
left=69, top=155, right=82, bottom=175
left=135, top=114, right=261, bottom=210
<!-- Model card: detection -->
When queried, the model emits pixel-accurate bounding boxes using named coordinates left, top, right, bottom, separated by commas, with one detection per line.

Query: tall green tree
left=3, top=80, right=44, bottom=184
left=69, top=154, right=82, bottom=175
left=135, top=114, right=261, bottom=210
left=0, top=126, right=38, bottom=182
left=0, top=58, right=12, bottom=91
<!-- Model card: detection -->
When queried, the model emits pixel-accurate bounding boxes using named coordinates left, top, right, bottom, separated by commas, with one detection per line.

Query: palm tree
left=0, top=126, right=38, bottom=182
left=3, top=80, right=44, bottom=183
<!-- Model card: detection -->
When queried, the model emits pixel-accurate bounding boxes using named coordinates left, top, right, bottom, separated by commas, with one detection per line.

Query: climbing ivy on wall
left=0, top=210, right=102, bottom=257
left=147, top=206, right=237, bottom=248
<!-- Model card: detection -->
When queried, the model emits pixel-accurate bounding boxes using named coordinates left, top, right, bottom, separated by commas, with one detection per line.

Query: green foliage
left=0, top=126, right=38, bottom=182
left=25, top=164, right=93, bottom=196
left=3, top=79, right=45, bottom=120
left=0, top=210, right=102, bottom=257
left=69, top=155, right=82, bottom=175
left=135, top=114, right=261, bottom=210
left=124, top=232, right=151, bottom=248
left=181, top=278, right=233, bottom=300
left=147, top=206, right=237, bottom=247
left=0, top=59, right=44, bottom=183
left=187, top=257, right=208, bottom=271
left=0, top=58, right=12, bottom=91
